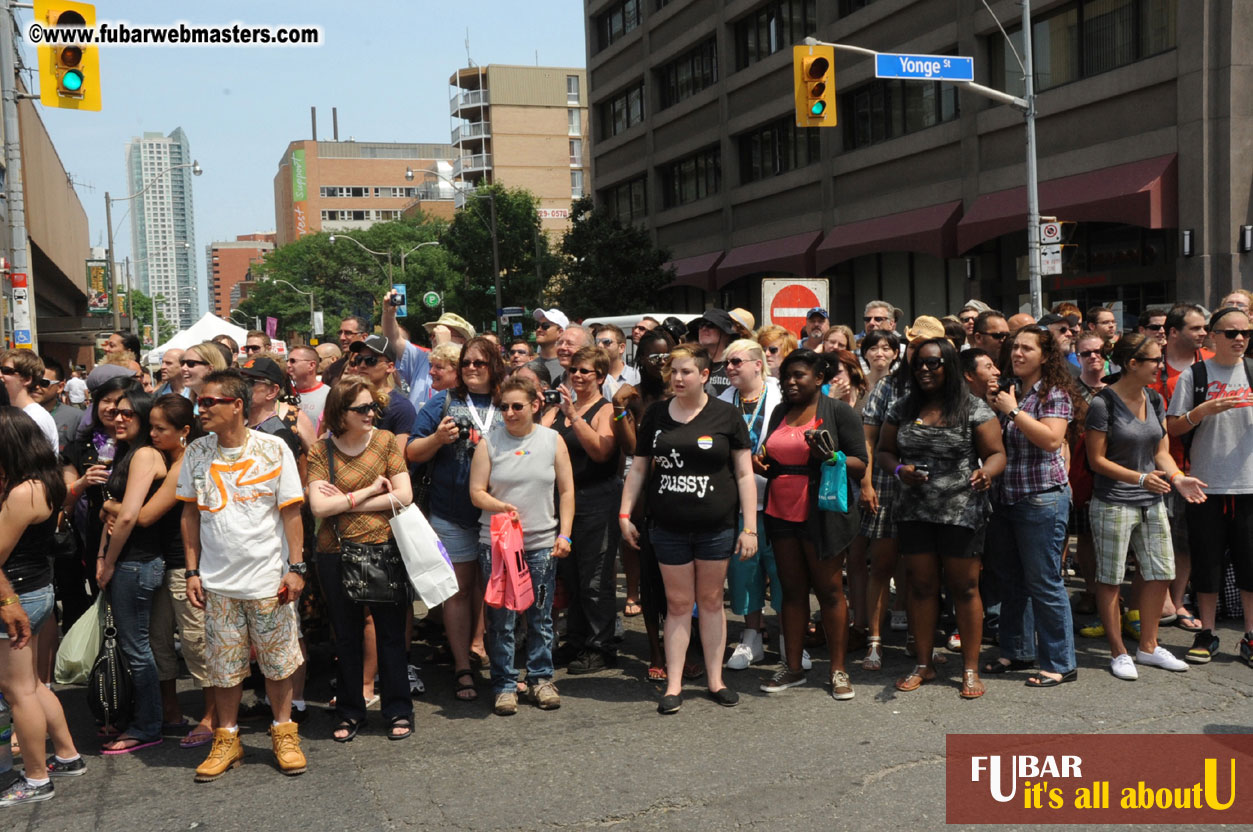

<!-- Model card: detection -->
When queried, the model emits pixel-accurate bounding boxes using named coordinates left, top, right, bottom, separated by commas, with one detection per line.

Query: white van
left=580, top=313, right=701, bottom=361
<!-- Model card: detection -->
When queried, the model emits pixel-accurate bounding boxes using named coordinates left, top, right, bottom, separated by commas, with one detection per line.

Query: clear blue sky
left=21, top=0, right=587, bottom=314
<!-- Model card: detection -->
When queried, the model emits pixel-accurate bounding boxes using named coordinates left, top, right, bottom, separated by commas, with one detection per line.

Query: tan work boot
left=194, top=728, right=244, bottom=782
left=529, top=679, right=561, bottom=710
left=493, top=691, right=518, bottom=716
left=270, top=721, right=307, bottom=776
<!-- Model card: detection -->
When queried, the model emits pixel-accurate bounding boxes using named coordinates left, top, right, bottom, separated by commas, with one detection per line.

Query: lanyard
left=464, top=395, right=496, bottom=436
left=735, top=388, right=766, bottom=453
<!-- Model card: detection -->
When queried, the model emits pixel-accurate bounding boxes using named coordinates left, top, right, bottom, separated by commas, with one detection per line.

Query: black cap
left=692, top=308, right=737, bottom=336
left=1037, top=313, right=1065, bottom=327
left=239, top=356, right=285, bottom=386
left=350, top=334, right=397, bottom=362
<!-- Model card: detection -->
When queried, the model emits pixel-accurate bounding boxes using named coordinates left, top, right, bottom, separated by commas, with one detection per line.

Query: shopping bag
left=54, top=593, right=104, bottom=685
left=490, top=513, right=534, bottom=612
left=483, top=522, right=508, bottom=609
left=817, top=451, right=849, bottom=513
left=388, top=496, right=459, bottom=608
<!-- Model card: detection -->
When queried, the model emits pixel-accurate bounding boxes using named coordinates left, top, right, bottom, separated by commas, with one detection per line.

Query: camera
left=542, top=389, right=562, bottom=405
left=997, top=377, right=1023, bottom=397
left=388, top=293, right=404, bottom=307
left=454, top=417, right=473, bottom=441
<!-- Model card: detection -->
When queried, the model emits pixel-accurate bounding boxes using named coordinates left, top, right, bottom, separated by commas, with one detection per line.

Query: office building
left=207, top=233, right=276, bottom=317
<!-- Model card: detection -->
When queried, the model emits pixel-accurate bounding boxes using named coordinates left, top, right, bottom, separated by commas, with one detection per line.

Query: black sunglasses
left=243, top=344, right=264, bottom=353
left=180, top=358, right=210, bottom=368
left=349, top=353, right=383, bottom=367
left=726, top=356, right=756, bottom=367
left=345, top=403, right=382, bottom=416
left=1213, top=329, right=1253, bottom=340
left=1143, top=324, right=1165, bottom=331
left=536, top=322, right=558, bottom=331
left=981, top=331, right=1010, bottom=341
left=915, top=356, right=944, bottom=371
left=197, top=396, right=239, bottom=409
left=0, top=366, right=17, bottom=376
left=569, top=367, right=597, bottom=376
left=37, top=377, right=54, bottom=388
left=1078, top=349, right=1103, bottom=358
left=460, top=359, right=489, bottom=369
left=502, top=402, right=529, bottom=412
left=864, top=315, right=890, bottom=323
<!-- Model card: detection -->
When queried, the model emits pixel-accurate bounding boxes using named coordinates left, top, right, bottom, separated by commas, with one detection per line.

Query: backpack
left=1179, top=356, right=1253, bottom=463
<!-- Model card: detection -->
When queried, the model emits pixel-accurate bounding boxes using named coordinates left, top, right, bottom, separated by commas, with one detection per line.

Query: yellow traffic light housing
left=35, top=1, right=101, bottom=111
left=793, top=44, right=835, bottom=127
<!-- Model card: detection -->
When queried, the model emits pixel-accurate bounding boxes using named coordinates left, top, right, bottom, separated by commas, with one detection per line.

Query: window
left=596, top=0, right=641, bottom=52
left=734, top=0, right=816, bottom=70
left=319, top=186, right=370, bottom=198
left=571, top=170, right=585, bottom=198
left=599, top=83, right=645, bottom=139
left=989, top=0, right=1176, bottom=97
left=738, top=117, right=821, bottom=183
left=602, top=177, right=648, bottom=224
left=568, top=108, right=582, bottom=136
left=567, top=75, right=580, bottom=104
left=569, top=139, right=583, bottom=166
left=842, top=76, right=959, bottom=150
left=657, top=38, right=718, bottom=110
left=659, top=146, right=721, bottom=209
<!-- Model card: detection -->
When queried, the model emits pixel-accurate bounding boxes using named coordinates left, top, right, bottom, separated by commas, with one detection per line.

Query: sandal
left=1025, top=668, right=1078, bottom=688
left=959, top=670, right=985, bottom=699
left=624, top=600, right=642, bottom=617
left=388, top=716, right=413, bottom=742
left=1175, top=610, right=1203, bottom=631
left=454, top=669, right=478, bottom=702
left=895, top=665, right=934, bottom=692
left=180, top=729, right=214, bottom=749
left=332, top=718, right=363, bottom=743
left=647, top=665, right=667, bottom=682
left=862, top=636, right=883, bottom=671
left=101, top=735, right=162, bottom=755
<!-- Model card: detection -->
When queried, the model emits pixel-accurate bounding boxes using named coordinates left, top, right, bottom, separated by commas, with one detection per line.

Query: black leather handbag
left=87, top=600, right=133, bottom=729
left=325, top=438, right=407, bottom=606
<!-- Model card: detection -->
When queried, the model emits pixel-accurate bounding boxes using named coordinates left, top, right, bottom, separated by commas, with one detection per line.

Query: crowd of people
left=0, top=285, right=1250, bottom=804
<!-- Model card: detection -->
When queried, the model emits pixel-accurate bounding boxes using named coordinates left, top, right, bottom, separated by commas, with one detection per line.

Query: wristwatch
left=1008, top=407, right=1022, bottom=420
left=288, top=562, right=308, bottom=577
left=184, top=569, right=200, bottom=580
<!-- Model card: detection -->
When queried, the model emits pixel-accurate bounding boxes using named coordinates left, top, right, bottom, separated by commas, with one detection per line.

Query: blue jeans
left=110, top=558, right=165, bottom=742
left=988, top=489, right=1075, bottom=674
left=478, top=545, right=556, bottom=695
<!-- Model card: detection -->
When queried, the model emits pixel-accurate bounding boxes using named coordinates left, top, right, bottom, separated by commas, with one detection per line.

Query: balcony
left=451, top=121, right=491, bottom=144
left=449, top=88, right=490, bottom=115
left=452, top=153, right=492, bottom=177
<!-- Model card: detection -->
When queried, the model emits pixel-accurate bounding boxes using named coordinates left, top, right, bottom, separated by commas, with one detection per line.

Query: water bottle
left=0, top=692, right=13, bottom=784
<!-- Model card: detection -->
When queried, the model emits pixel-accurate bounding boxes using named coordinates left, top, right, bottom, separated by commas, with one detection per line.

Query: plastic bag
left=54, top=593, right=104, bottom=685
left=487, top=513, right=534, bottom=612
left=817, top=451, right=849, bottom=513
left=388, top=497, right=458, bottom=608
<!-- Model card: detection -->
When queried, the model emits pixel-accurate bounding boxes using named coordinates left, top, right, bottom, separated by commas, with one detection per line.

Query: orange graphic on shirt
left=201, top=458, right=282, bottom=513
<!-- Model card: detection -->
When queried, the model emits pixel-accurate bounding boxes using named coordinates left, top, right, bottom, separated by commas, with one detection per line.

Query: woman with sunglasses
left=469, top=377, right=574, bottom=715
left=876, top=339, right=1006, bottom=697
left=756, top=326, right=798, bottom=379
left=179, top=342, right=228, bottom=405
left=1166, top=306, right=1253, bottom=663
left=409, top=336, right=506, bottom=702
left=0, top=408, right=82, bottom=806
left=986, top=326, right=1085, bottom=688
left=307, top=378, right=414, bottom=741
left=541, top=346, right=620, bottom=673
left=92, top=390, right=170, bottom=753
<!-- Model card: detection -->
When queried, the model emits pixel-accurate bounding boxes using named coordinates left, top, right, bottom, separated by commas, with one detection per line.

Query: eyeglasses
left=595, top=339, right=615, bottom=348
left=197, top=396, right=238, bottom=409
left=243, top=344, right=263, bottom=354
left=765, top=345, right=781, bottom=354
left=180, top=358, right=210, bottom=368
left=502, top=402, right=529, bottom=412
left=980, top=331, right=1010, bottom=341
left=864, top=315, right=890, bottom=323
left=1130, top=355, right=1163, bottom=365
left=1078, top=349, right=1104, bottom=358
left=344, top=403, right=382, bottom=416
left=460, top=358, right=489, bottom=369
left=113, top=408, right=136, bottom=421
left=337, top=329, right=360, bottom=337
left=726, top=357, right=756, bottom=367
left=349, top=353, right=383, bottom=367
left=644, top=353, right=667, bottom=366
left=916, top=356, right=944, bottom=371
left=1214, top=329, right=1253, bottom=340
left=1143, top=324, right=1165, bottom=331
left=570, top=367, right=597, bottom=376
left=536, top=322, right=558, bottom=331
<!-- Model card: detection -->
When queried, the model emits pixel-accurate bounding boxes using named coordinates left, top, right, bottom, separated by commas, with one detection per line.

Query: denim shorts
left=0, top=583, right=55, bottom=639
left=649, top=525, right=735, bottom=567
left=429, top=513, right=482, bottom=564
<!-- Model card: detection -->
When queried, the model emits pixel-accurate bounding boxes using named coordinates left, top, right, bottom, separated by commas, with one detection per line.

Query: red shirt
left=764, top=416, right=819, bottom=522
left=1151, top=348, right=1213, bottom=467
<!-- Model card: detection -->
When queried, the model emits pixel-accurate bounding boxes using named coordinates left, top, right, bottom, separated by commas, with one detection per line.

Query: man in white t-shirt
left=1, top=350, right=57, bottom=451
left=64, top=367, right=88, bottom=405
left=177, top=370, right=308, bottom=782
left=286, top=345, right=328, bottom=427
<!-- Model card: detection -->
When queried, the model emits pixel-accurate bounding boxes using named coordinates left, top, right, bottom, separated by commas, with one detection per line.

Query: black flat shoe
left=1025, top=668, right=1078, bottom=688
left=331, top=718, right=363, bottom=743
left=982, top=659, right=1035, bottom=674
left=708, top=687, right=739, bottom=707
left=657, top=693, right=682, bottom=715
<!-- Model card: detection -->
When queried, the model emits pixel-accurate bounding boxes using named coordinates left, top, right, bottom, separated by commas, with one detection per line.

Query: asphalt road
left=6, top=594, right=1252, bottom=832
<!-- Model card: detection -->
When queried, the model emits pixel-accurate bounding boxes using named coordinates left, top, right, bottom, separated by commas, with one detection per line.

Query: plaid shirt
left=997, top=381, right=1073, bottom=505
left=862, top=375, right=905, bottom=498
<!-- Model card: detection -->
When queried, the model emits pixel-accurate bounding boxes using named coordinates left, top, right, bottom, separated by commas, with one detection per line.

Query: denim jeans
left=988, top=488, right=1075, bottom=674
left=478, top=545, right=557, bottom=695
left=110, top=558, right=165, bottom=742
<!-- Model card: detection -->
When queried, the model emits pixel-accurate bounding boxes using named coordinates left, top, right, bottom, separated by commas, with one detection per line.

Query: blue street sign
left=874, top=53, right=974, bottom=82
left=498, top=306, right=525, bottom=318
left=512, top=322, right=523, bottom=336
left=12, top=329, right=30, bottom=345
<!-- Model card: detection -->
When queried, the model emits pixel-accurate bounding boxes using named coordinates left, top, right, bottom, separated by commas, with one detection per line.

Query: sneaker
left=407, top=664, right=426, bottom=697
left=830, top=670, right=855, bottom=701
left=0, top=778, right=53, bottom=807
left=725, top=630, right=764, bottom=670
left=493, top=692, right=518, bottom=716
left=567, top=650, right=614, bottom=675
left=1136, top=645, right=1188, bottom=672
left=1078, top=620, right=1106, bottom=639
left=529, top=679, right=561, bottom=710
left=1186, top=629, right=1219, bottom=664
left=760, top=667, right=807, bottom=693
left=1121, top=609, right=1141, bottom=640
left=1110, top=653, right=1138, bottom=680
left=270, top=722, right=306, bottom=776
left=946, top=631, right=962, bottom=651
left=1240, top=631, right=1253, bottom=667
left=44, top=755, right=87, bottom=777
left=890, top=610, right=908, bottom=631
left=777, top=634, right=813, bottom=670
left=194, top=728, right=244, bottom=783
left=657, top=693, right=682, bottom=715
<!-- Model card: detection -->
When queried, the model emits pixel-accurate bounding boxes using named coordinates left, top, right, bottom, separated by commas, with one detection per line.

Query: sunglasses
left=502, top=402, right=530, bottom=412
left=536, top=322, right=558, bottom=331
left=644, top=353, right=667, bottom=365
left=959, top=316, right=977, bottom=324
left=1078, top=349, right=1103, bottom=358
left=1213, top=329, right=1253, bottom=340
left=632, top=324, right=649, bottom=332
left=243, top=344, right=263, bottom=353
left=197, top=396, right=238, bottom=409
left=287, top=357, right=315, bottom=364
left=114, top=408, right=137, bottom=421
left=726, top=357, right=756, bottom=367
left=765, top=345, right=781, bottom=354
left=344, top=403, right=382, bottom=416
left=570, top=367, right=597, bottom=376
left=1143, top=324, right=1165, bottom=331
left=349, top=353, right=383, bottom=367
left=460, top=359, right=489, bottom=369
left=0, top=366, right=16, bottom=376
left=595, top=339, right=615, bottom=348
left=1130, top=355, right=1163, bottom=365
left=864, top=316, right=890, bottom=323
left=916, top=356, right=944, bottom=371
left=981, top=331, right=1010, bottom=341
left=180, top=358, right=210, bottom=368
left=37, top=378, right=54, bottom=388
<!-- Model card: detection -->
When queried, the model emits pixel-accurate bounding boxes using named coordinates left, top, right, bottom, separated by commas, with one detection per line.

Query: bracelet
left=618, top=513, right=631, bottom=519
left=347, top=492, right=357, bottom=509
left=613, top=410, right=629, bottom=422
left=1170, top=471, right=1185, bottom=482
left=1184, top=409, right=1199, bottom=427
left=1138, top=473, right=1148, bottom=488
left=558, top=535, right=572, bottom=545
left=894, top=464, right=904, bottom=480
left=0, top=595, right=19, bottom=607
left=742, top=530, right=757, bottom=536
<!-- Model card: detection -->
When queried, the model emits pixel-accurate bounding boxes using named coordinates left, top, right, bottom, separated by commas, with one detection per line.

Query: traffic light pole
left=0, top=0, right=35, bottom=348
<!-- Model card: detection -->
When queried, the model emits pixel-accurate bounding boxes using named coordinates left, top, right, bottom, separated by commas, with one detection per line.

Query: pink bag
left=486, top=513, right=534, bottom=612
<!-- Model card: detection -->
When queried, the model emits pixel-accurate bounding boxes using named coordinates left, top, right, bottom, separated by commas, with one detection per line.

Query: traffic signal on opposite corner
left=35, top=0, right=101, bottom=111
left=793, top=43, right=835, bottom=127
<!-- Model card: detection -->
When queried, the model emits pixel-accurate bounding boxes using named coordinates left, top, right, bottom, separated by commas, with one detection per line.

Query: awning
left=662, top=251, right=723, bottom=292
left=714, top=231, right=822, bottom=289
left=956, top=154, right=1178, bottom=253
left=814, top=201, right=962, bottom=272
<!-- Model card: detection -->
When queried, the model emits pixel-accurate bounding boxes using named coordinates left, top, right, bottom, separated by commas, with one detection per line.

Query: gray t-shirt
left=477, top=423, right=560, bottom=551
left=1166, top=359, right=1253, bottom=494
left=296, top=382, right=330, bottom=427
left=1085, top=388, right=1166, bottom=506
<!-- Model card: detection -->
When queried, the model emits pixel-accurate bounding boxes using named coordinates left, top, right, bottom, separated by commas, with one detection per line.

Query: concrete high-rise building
left=206, top=233, right=276, bottom=318
left=125, top=127, right=199, bottom=330
left=449, top=64, right=590, bottom=236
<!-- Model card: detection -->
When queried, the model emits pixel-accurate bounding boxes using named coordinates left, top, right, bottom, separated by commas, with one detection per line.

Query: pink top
left=764, top=416, right=818, bottom=522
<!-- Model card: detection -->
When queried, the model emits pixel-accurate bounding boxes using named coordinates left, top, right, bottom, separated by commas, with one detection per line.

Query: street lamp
left=266, top=278, right=318, bottom=339
left=328, top=233, right=393, bottom=282
left=105, top=159, right=203, bottom=330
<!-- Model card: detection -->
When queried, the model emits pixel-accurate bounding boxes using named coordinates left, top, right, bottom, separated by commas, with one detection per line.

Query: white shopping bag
left=388, top=496, right=459, bottom=608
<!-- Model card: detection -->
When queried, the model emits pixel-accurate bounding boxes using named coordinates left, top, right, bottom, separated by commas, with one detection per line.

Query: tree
left=550, top=196, right=673, bottom=319
left=127, top=289, right=176, bottom=346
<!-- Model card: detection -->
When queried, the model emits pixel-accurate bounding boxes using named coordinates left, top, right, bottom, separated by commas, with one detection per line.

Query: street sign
left=422, top=291, right=441, bottom=309
left=391, top=283, right=407, bottom=318
left=1041, top=244, right=1062, bottom=275
left=499, top=306, right=525, bottom=318
left=10, top=272, right=31, bottom=349
left=12, top=329, right=31, bottom=346
left=512, top=322, right=523, bottom=336
left=763, top=278, right=829, bottom=337
left=874, top=53, right=974, bottom=82
left=1040, top=222, right=1061, bottom=244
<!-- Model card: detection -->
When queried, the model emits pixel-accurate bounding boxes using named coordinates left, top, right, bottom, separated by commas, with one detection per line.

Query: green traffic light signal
left=810, top=101, right=825, bottom=115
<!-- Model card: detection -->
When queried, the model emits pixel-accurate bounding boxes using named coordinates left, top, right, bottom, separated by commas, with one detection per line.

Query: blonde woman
left=179, top=342, right=228, bottom=403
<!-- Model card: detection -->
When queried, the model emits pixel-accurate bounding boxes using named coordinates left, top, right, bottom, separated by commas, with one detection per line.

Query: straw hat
left=423, top=312, right=476, bottom=341
left=905, top=315, right=946, bottom=343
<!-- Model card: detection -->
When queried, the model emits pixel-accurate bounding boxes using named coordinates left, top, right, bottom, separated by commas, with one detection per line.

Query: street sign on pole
left=1041, top=244, right=1062, bottom=275
left=874, top=53, right=974, bottom=82
left=1040, top=222, right=1061, bottom=244
left=422, top=291, right=441, bottom=309
left=499, top=306, right=525, bottom=318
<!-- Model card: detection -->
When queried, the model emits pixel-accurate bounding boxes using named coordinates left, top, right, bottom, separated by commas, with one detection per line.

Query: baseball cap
left=349, top=334, right=398, bottom=362
left=728, top=308, right=756, bottom=332
left=1037, top=313, right=1065, bottom=327
left=533, top=308, right=570, bottom=330
left=239, top=356, right=286, bottom=386
left=807, top=307, right=830, bottom=320
left=692, top=308, right=737, bottom=336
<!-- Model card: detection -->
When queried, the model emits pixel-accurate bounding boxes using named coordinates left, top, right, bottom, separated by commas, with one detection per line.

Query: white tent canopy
left=144, top=312, right=287, bottom=364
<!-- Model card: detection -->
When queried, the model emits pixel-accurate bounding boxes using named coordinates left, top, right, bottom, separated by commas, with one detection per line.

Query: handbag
left=324, top=437, right=408, bottom=606
left=54, top=593, right=104, bottom=685
left=488, top=513, right=534, bottom=612
left=388, top=495, right=459, bottom=608
left=51, top=511, right=82, bottom=561
left=86, top=599, right=133, bottom=728
left=413, top=393, right=451, bottom=513
left=818, top=450, right=850, bottom=513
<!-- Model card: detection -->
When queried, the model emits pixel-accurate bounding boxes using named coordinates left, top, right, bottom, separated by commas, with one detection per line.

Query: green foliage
left=550, top=197, right=673, bottom=319
left=127, top=289, right=176, bottom=346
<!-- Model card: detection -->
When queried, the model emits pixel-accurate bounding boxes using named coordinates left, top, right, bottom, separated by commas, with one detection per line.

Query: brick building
left=206, top=233, right=276, bottom=317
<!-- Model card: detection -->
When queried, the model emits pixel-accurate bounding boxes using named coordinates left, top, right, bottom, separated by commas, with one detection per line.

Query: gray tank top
left=477, top=424, right=560, bottom=550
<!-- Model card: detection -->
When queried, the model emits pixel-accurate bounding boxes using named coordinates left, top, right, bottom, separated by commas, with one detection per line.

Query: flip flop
left=1025, top=668, right=1078, bottom=688
left=647, top=665, right=667, bottom=682
left=180, top=730, right=213, bottom=749
left=624, top=601, right=642, bottom=617
left=1176, top=612, right=1203, bottom=631
left=101, top=737, right=163, bottom=755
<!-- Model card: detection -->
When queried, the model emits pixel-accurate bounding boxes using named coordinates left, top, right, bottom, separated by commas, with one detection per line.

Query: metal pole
left=152, top=293, right=160, bottom=350
left=1022, top=0, right=1043, bottom=319
left=105, top=192, right=119, bottom=329
left=309, top=291, right=315, bottom=338
left=126, top=256, right=137, bottom=333
left=489, top=194, right=502, bottom=332
left=0, top=0, right=31, bottom=349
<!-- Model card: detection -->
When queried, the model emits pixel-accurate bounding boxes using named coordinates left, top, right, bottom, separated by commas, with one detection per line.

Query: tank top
left=120, top=479, right=173, bottom=563
left=477, top=424, right=560, bottom=550
left=553, top=398, right=615, bottom=489
left=5, top=512, right=56, bottom=593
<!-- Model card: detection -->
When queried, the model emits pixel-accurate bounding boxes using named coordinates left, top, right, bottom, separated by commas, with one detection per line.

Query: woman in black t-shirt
left=620, top=345, right=757, bottom=715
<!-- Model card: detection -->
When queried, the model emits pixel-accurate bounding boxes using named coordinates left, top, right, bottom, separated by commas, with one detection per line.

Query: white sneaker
left=779, top=633, right=815, bottom=671
left=890, top=610, right=908, bottom=631
left=725, top=630, right=764, bottom=670
left=1110, top=653, right=1138, bottom=680
left=1137, top=645, right=1189, bottom=672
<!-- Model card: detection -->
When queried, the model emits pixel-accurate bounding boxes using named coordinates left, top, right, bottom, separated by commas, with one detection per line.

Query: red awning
left=956, top=154, right=1178, bottom=253
left=663, top=251, right=723, bottom=291
left=814, top=201, right=963, bottom=272
left=714, top=231, right=823, bottom=289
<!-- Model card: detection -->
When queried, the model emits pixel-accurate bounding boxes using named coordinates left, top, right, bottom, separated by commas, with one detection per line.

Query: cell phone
left=914, top=465, right=930, bottom=480
left=543, top=389, right=562, bottom=405
left=277, top=585, right=290, bottom=604
left=997, top=377, right=1023, bottom=396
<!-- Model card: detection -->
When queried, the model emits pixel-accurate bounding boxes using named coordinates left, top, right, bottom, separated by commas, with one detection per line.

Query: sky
left=20, top=0, right=588, bottom=314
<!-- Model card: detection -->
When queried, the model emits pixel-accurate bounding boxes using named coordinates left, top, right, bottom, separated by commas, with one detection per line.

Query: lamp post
left=328, top=233, right=393, bottom=282
left=267, top=278, right=318, bottom=339
left=106, top=160, right=203, bottom=330
left=397, top=240, right=441, bottom=281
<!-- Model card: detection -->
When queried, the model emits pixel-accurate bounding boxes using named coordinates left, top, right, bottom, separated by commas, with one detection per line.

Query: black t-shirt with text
left=636, top=396, right=750, bottom=533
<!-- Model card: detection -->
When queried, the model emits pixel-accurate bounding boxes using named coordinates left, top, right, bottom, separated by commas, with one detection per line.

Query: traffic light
left=793, top=44, right=836, bottom=127
left=35, top=1, right=101, bottom=111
